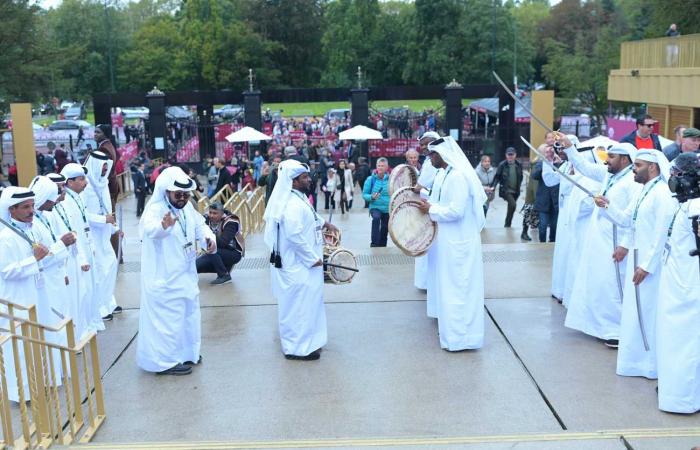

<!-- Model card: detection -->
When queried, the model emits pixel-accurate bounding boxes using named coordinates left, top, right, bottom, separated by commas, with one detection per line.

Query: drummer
left=417, top=136, right=487, bottom=351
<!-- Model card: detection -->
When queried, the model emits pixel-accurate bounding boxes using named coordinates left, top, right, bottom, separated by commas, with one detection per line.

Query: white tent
left=658, top=135, right=673, bottom=148
left=338, top=125, right=383, bottom=141
left=225, top=126, right=272, bottom=143
left=579, top=135, right=618, bottom=149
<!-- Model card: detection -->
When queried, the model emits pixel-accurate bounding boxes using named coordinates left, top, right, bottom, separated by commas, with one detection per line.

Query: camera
left=668, top=153, right=700, bottom=203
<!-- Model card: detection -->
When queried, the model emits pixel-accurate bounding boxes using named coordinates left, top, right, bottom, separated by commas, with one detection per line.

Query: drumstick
left=323, top=262, right=359, bottom=273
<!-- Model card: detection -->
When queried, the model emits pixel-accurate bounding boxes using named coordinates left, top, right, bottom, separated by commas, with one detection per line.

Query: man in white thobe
left=656, top=154, right=700, bottom=413
left=82, top=151, right=120, bottom=321
left=264, top=160, right=339, bottom=360
left=137, top=167, right=216, bottom=376
left=0, top=187, right=51, bottom=402
left=563, top=143, right=640, bottom=347
left=595, top=149, right=675, bottom=379
left=412, top=131, right=440, bottom=304
left=60, top=163, right=103, bottom=339
left=419, top=136, right=487, bottom=351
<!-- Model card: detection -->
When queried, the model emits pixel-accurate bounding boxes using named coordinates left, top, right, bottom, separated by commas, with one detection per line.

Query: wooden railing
left=0, top=299, right=105, bottom=448
left=116, top=170, right=132, bottom=201
left=194, top=183, right=266, bottom=236
left=620, top=33, right=700, bottom=69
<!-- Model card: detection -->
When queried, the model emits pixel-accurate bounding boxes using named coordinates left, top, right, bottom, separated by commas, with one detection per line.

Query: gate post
left=197, top=105, right=215, bottom=161
left=496, top=87, right=516, bottom=164
left=444, top=79, right=464, bottom=143
left=146, top=87, right=168, bottom=160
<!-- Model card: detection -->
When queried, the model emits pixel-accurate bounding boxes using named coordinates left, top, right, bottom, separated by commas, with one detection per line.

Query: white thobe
left=426, top=167, right=485, bottom=351
left=564, top=152, right=640, bottom=340
left=657, top=199, right=700, bottom=413
left=543, top=161, right=574, bottom=300
left=415, top=159, right=438, bottom=303
left=137, top=201, right=214, bottom=372
left=0, top=224, right=55, bottom=402
left=602, top=176, right=674, bottom=378
left=62, top=189, right=103, bottom=338
left=82, top=183, right=118, bottom=317
left=271, top=190, right=327, bottom=356
left=52, top=203, right=82, bottom=321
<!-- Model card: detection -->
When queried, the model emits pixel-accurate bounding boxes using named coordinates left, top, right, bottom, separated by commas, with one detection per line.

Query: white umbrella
left=338, top=125, right=383, bottom=141
left=579, top=135, right=618, bottom=148
left=225, top=126, right=272, bottom=143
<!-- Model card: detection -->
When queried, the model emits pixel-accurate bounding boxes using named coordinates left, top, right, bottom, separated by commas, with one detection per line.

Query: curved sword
left=493, top=71, right=555, bottom=134
left=612, top=224, right=624, bottom=303
left=633, top=249, right=650, bottom=351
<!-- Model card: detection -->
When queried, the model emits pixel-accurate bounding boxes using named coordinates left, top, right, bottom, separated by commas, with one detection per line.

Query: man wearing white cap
left=0, top=187, right=51, bottom=402
left=412, top=131, right=440, bottom=296
left=656, top=153, right=700, bottom=413
left=418, top=136, right=487, bottom=351
left=82, top=151, right=120, bottom=321
left=561, top=141, right=640, bottom=348
left=60, top=162, right=102, bottom=338
left=264, top=159, right=338, bottom=360
left=595, top=149, right=675, bottom=379
left=137, top=167, right=216, bottom=376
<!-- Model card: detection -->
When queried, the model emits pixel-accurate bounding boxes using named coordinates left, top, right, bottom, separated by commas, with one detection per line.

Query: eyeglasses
left=642, top=123, right=655, bottom=127
left=171, top=191, right=191, bottom=200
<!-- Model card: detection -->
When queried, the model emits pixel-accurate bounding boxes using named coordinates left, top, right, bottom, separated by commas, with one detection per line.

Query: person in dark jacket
left=531, top=152, right=559, bottom=242
left=132, top=162, right=149, bottom=217
left=213, top=158, right=233, bottom=195
left=354, top=157, right=371, bottom=208
left=491, top=147, right=524, bottom=227
left=619, top=114, right=662, bottom=151
left=196, top=202, right=244, bottom=285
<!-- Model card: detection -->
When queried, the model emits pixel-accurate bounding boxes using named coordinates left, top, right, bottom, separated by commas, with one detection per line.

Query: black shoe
left=102, top=314, right=113, bottom=321
left=210, top=274, right=231, bottom=285
left=184, top=356, right=202, bottom=366
left=284, top=350, right=321, bottom=361
left=156, top=363, right=192, bottom=376
left=112, top=306, right=123, bottom=315
left=604, top=339, right=619, bottom=349
left=521, top=231, right=532, bottom=241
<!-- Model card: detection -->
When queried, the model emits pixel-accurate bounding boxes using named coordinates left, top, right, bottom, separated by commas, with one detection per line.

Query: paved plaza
left=61, top=191, right=700, bottom=449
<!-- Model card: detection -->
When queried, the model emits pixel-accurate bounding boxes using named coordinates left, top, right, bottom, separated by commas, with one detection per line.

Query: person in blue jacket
left=362, top=158, right=391, bottom=247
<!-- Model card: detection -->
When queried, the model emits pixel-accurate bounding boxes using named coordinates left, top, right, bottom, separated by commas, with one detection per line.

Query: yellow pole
left=9, top=103, right=38, bottom=186
left=529, top=91, right=554, bottom=162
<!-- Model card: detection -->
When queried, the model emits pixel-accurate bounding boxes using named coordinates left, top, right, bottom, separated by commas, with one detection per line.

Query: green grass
left=33, top=111, right=95, bottom=126
left=261, top=99, right=473, bottom=117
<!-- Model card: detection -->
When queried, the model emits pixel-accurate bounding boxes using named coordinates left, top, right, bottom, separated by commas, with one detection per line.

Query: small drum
left=388, top=200, right=437, bottom=257
left=323, top=247, right=358, bottom=284
left=389, top=164, right=418, bottom=195
left=390, top=186, right=421, bottom=212
left=323, top=228, right=342, bottom=247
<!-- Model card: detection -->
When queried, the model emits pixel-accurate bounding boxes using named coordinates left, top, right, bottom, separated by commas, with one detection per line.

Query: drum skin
left=388, top=200, right=437, bottom=257
left=323, top=247, right=358, bottom=284
left=390, top=186, right=421, bottom=212
left=389, top=164, right=418, bottom=195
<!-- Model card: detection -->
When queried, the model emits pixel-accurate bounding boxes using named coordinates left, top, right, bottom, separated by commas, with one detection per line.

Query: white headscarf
left=0, top=187, right=35, bottom=222
left=28, top=175, right=59, bottom=210
left=139, top=166, right=195, bottom=237
left=263, top=159, right=309, bottom=250
left=634, top=149, right=671, bottom=181
left=83, top=150, right=113, bottom=189
left=607, top=142, right=637, bottom=161
left=427, top=136, right=488, bottom=231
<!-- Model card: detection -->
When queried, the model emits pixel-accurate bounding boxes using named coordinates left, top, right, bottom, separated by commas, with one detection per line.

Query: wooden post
left=529, top=91, right=554, bottom=162
left=9, top=103, right=38, bottom=186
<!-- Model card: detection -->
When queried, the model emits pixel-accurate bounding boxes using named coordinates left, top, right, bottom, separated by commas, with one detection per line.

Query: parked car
left=64, top=103, right=86, bottom=120
left=48, top=119, right=92, bottom=131
left=325, top=108, right=350, bottom=121
left=60, top=100, right=74, bottom=111
left=120, top=106, right=149, bottom=120
left=166, top=106, right=193, bottom=120
left=214, top=104, right=244, bottom=119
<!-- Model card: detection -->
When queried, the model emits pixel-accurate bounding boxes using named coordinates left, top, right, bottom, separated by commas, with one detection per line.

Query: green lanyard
left=35, top=212, right=57, bottom=243
left=291, top=190, right=320, bottom=221
left=54, top=204, right=74, bottom=232
left=602, top=165, right=632, bottom=196
left=429, top=167, right=453, bottom=202
left=667, top=206, right=682, bottom=238
left=9, top=219, right=36, bottom=247
left=166, top=201, right=188, bottom=240
left=632, top=177, right=661, bottom=223
left=66, top=190, right=88, bottom=226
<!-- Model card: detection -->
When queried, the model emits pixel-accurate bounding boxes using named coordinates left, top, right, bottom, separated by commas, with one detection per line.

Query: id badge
left=35, top=271, right=45, bottom=289
left=662, top=242, right=671, bottom=264
left=183, top=242, right=197, bottom=261
left=315, top=225, right=323, bottom=244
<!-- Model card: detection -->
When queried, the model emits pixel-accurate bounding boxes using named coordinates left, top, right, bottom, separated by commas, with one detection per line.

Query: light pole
left=512, top=0, right=520, bottom=92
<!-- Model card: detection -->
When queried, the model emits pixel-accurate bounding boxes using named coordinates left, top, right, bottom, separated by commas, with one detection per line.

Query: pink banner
left=117, top=141, right=139, bottom=163
left=369, top=139, right=420, bottom=158
left=605, top=118, right=637, bottom=141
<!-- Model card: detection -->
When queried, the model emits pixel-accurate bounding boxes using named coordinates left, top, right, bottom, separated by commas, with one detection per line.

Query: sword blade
left=0, top=217, right=37, bottom=246
left=492, top=71, right=554, bottom=134
left=520, top=136, right=596, bottom=198
left=633, top=249, right=650, bottom=351
left=612, top=224, right=624, bottom=303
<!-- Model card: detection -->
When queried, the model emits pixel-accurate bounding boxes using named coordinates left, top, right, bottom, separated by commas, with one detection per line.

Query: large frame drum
left=388, top=200, right=437, bottom=256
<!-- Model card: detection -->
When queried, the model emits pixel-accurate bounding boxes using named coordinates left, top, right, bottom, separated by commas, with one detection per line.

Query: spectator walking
left=531, top=148, right=559, bottom=242
left=491, top=147, right=524, bottom=228
left=474, top=155, right=496, bottom=216
left=355, top=157, right=371, bottom=208
left=213, top=158, right=233, bottom=195
left=206, top=158, right=218, bottom=197
left=132, top=162, right=148, bottom=217
left=362, top=158, right=390, bottom=247
left=322, top=168, right=338, bottom=211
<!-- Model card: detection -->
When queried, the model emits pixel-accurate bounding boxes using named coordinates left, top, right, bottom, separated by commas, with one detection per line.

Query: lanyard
left=35, top=212, right=57, bottom=243
left=54, top=204, right=73, bottom=232
left=633, top=177, right=661, bottom=223
left=96, top=192, right=109, bottom=215
left=430, top=167, right=453, bottom=202
left=66, top=190, right=88, bottom=225
left=667, top=206, right=682, bottom=238
left=166, top=201, right=188, bottom=240
left=9, top=219, right=35, bottom=246
left=291, top=190, right=320, bottom=222
left=602, top=165, right=632, bottom=196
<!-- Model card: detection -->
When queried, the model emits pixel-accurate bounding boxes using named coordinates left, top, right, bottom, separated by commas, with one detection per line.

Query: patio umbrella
left=579, top=135, right=618, bottom=149
left=225, top=126, right=272, bottom=143
left=338, top=125, right=383, bottom=141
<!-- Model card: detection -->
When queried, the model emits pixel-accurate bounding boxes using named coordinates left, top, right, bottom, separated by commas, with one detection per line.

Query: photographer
left=196, top=202, right=244, bottom=285
left=656, top=152, right=700, bottom=414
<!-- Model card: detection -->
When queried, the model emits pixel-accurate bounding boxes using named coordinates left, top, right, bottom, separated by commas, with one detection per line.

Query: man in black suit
left=132, top=162, right=149, bottom=217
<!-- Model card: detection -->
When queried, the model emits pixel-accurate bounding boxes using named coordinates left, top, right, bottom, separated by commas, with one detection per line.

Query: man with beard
left=264, top=160, right=338, bottom=361
left=137, top=167, right=216, bottom=376
left=196, top=202, right=244, bottom=285
left=595, top=149, right=674, bottom=379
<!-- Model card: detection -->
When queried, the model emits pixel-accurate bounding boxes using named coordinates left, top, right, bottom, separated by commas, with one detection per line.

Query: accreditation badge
left=35, top=270, right=45, bottom=289
left=662, top=242, right=671, bottom=264
left=183, top=242, right=197, bottom=261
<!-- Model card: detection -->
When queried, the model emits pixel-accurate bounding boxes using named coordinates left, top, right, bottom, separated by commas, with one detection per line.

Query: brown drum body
left=388, top=200, right=437, bottom=256
left=389, top=164, right=418, bottom=195
left=323, top=247, right=358, bottom=284
left=390, top=186, right=421, bottom=212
